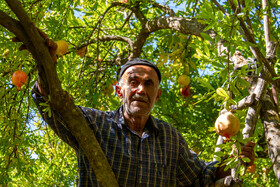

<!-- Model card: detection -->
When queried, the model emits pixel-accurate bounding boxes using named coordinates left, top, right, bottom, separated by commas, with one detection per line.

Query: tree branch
left=211, top=0, right=258, bottom=58
left=130, top=16, right=207, bottom=57
left=151, top=2, right=175, bottom=16
left=228, top=0, right=277, bottom=79
left=0, top=10, right=25, bottom=39
left=262, top=0, right=271, bottom=51
left=130, top=2, right=147, bottom=27
left=99, top=35, right=134, bottom=50
left=211, top=0, right=229, bottom=16
left=230, top=93, right=256, bottom=111
left=145, top=16, right=206, bottom=35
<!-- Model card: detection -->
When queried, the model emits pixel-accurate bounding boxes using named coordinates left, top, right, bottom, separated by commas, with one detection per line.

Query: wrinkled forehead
left=122, top=65, right=159, bottom=83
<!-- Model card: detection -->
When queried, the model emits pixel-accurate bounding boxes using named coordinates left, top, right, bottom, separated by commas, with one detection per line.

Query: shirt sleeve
left=176, top=135, right=218, bottom=186
left=31, top=82, right=79, bottom=150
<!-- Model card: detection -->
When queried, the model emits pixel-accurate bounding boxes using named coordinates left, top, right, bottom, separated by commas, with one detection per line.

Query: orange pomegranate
left=12, top=70, right=27, bottom=90
left=214, top=111, right=240, bottom=139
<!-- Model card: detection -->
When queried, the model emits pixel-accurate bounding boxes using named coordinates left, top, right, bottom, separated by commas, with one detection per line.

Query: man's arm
left=25, top=29, right=81, bottom=149
left=31, top=82, right=80, bottom=150
left=176, top=134, right=255, bottom=186
left=176, top=135, right=218, bottom=186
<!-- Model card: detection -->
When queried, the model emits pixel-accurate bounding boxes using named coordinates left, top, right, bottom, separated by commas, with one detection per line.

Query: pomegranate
left=55, top=40, right=68, bottom=56
left=178, top=75, right=190, bottom=87
left=12, top=70, right=27, bottom=90
left=215, top=111, right=240, bottom=139
left=180, top=85, right=191, bottom=98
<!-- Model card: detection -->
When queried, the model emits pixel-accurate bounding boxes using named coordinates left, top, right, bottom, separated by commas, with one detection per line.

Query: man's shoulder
left=151, top=117, right=188, bottom=150
left=78, top=106, right=117, bottom=121
left=78, top=106, right=115, bottom=114
left=152, top=117, right=181, bottom=135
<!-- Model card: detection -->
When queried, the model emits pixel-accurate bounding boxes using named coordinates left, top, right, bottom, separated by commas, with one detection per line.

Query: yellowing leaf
left=216, top=87, right=229, bottom=98
left=195, top=48, right=204, bottom=57
left=76, top=46, right=87, bottom=58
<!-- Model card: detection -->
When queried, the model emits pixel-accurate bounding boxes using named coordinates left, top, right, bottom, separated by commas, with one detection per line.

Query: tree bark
left=260, top=95, right=280, bottom=185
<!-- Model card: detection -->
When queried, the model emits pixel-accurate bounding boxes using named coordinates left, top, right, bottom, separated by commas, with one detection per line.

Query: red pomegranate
left=180, top=85, right=191, bottom=98
left=12, top=70, right=27, bottom=90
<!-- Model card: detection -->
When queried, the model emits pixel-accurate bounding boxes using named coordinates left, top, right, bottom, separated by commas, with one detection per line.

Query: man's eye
left=145, top=81, right=153, bottom=87
left=130, top=81, right=137, bottom=85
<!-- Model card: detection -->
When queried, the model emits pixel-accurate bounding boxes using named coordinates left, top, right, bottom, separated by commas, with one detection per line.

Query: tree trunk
left=260, top=94, right=280, bottom=185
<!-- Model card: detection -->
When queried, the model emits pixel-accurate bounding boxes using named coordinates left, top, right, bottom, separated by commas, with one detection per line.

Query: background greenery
left=0, top=0, right=279, bottom=186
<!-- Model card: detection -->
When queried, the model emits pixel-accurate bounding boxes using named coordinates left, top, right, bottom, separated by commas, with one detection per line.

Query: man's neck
left=123, top=112, right=149, bottom=136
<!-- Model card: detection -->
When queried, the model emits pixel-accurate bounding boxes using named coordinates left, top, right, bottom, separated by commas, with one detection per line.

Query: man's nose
left=136, top=84, right=146, bottom=94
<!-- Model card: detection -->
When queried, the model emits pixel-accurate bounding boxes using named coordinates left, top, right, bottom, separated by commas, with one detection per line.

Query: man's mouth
left=133, top=99, right=147, bottom=103
left=132, top=95, right=148, bottom=103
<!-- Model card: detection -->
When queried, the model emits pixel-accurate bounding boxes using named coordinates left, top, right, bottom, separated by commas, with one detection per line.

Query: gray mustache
left=132, top=95, right=148, bottom=102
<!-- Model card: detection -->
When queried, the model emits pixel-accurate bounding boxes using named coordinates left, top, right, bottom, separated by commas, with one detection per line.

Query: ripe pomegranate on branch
left=11, top=70, right=27, bottom=90
left=215, top=111, right=240, bottom=139
left=180, top=85, right=191, bottom=98
left=55, top=40, right=68, bottom=57
left=178, top=75, right=191, bottom=98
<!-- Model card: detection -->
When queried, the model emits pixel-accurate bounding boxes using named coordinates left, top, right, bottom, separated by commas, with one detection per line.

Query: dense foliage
left=1, top=0, right=279, bottom=186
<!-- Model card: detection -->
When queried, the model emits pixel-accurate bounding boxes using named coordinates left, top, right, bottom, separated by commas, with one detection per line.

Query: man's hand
left=12, top=28, right=58, bottom=63
left=239, top=141, right=255, bottom=166
left=216, top=141, right=255, bottom=179
left=12, top=28, right=58, bottom=96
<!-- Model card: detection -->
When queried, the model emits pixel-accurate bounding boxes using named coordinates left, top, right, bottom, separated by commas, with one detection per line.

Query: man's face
left=116, top=65, right=162, bottom=117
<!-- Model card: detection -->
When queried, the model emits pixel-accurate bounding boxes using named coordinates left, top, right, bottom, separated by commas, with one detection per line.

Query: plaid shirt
left=32, top=85, right=218, bottom=186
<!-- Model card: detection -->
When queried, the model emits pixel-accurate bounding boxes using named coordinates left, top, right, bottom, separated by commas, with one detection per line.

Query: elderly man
left=32, top=56, right=255, bottom=186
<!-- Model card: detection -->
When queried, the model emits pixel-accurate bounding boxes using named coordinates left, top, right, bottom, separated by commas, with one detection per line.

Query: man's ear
left=115, top=85, right=123, bottom=98
left=155, top=89, right=162, bottom=102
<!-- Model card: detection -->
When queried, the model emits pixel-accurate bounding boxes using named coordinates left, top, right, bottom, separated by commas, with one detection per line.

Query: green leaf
left=242, top=157, right=251, bottom=163
left=195, top=48, right=204, bottom=57
left=212, top=61, right=225, bottom=68
left=217, top=11, right=223, bottom=20
left=214, top=151, right=225, bottom=157
left=197, top=77, right=215, bottom=90
left=272, top=76, right=280, bottom=80
left=200, top=33, right=215, bottom=43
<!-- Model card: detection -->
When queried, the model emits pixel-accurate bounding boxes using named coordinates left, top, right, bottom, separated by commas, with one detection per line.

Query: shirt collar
left=112, top=106, right=159, bottom=136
